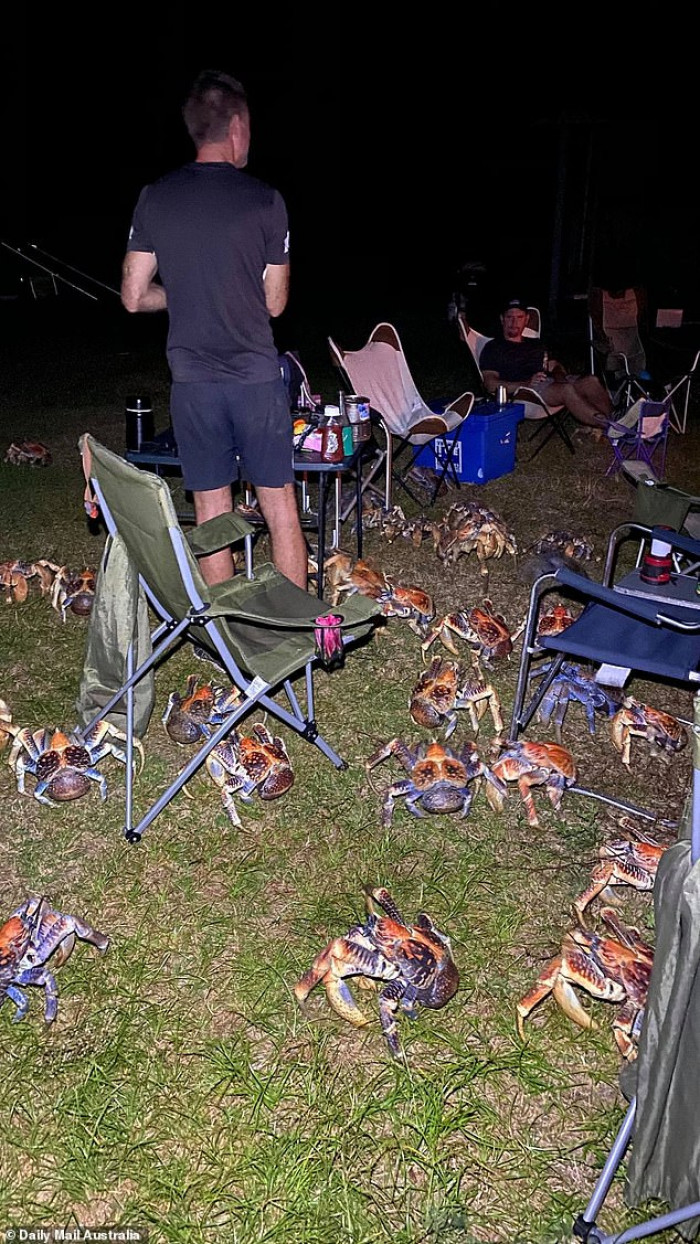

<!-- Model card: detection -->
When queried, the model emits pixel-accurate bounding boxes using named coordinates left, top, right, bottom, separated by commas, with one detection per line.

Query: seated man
left=480, top=298, right=613, bottom=428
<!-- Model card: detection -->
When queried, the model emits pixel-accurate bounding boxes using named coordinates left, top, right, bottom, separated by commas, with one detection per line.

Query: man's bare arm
left=263, top=263, right=289, bottom=318
left=121, top=251, right=167, bottom=313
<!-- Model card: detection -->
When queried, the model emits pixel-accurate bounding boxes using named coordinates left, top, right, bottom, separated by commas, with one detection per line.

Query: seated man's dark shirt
left=480, top=337, right=545, bottom=382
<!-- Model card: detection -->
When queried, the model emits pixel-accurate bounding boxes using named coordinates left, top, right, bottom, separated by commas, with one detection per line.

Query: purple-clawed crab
left=528, top=660, right=621, bottom=743
left=0, top=896, right=109, bottom=1023
left=366, top=737, right=506, bottom=827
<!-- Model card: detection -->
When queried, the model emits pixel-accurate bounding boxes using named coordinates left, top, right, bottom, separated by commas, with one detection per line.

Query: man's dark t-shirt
left=127, top=162, right=289, bottom=384
left=480, top=337, right=545, bottom=382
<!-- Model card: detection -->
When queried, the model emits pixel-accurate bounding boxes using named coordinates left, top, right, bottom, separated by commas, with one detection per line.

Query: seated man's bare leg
left=256, top=483, right=308, bottom=590
left=572, top=375, right=612, bottom=416
left=540, top=380, right=608, bottom=428
left=194, top=486, right=235, bottom=584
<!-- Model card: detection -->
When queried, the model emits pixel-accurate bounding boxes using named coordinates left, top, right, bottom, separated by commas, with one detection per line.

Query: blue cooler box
left=414, top=400, right=525, bottom=484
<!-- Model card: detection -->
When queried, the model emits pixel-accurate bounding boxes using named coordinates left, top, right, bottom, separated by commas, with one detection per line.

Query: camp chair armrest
left=186, top=512, right=255, bottom=557
left=650, top=526, right=700, bottom=559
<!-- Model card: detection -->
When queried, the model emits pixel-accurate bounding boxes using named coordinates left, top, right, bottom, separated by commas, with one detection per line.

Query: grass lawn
left=0, top=296, right=696, bottom=1242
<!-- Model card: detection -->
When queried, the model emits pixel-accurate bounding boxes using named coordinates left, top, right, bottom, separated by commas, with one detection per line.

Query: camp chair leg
left=574, top=1102, right=637, bottom=1242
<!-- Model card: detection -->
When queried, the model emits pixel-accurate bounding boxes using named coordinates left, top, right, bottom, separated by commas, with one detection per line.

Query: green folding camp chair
left=78, top=434, right=380, bottom=843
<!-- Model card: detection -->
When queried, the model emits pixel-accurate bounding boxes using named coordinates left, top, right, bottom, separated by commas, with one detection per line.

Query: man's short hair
left=183, top=70, right=248, bottom=148
left=502, top=298, right=529, bottom=314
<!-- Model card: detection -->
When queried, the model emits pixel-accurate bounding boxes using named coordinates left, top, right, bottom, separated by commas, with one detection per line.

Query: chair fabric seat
left=539, top=601, right=700, bottom=683
left=196, top=565, right=377, bottom=686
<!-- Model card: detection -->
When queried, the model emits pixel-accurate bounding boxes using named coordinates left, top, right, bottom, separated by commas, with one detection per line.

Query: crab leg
left=12, top=966, right=60, bottom=1022
left=378, top=980, right=406, bottom=1057
left=294, top=936, right=399, bottom=1028
left=516, top=954, right=563, bottom=1039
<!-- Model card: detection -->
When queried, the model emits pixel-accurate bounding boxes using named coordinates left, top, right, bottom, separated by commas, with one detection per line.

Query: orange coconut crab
left=421, top=600, right=525, bottom=667
left=0, top=559, right=59, bottom=605
left=324, top=551, right=434, bottom=636
left=610, top=697, right=688, bottom=767
left=366, top=736, right=506, bottom=827
left=203, top=723, right=294, bottom=825
left=573, top=820, right=669, bottom=926
left=409, top=656, right=504, bottom=741
left=517, top=907, right=654, bottom=1060
left=162, top=676, right=242, bottom=746
left=431, top=502, right=517, bottom=581
left=485, top=739, right=577, bottom=828
left=294, top=886, right=459, bottom=1059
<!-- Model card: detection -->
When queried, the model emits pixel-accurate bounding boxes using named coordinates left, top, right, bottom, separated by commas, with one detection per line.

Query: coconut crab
left=409, top=656, right=504, bottom=740
left=431, top=502, right=517, bottom=579
left=0, top=558, right=58, bottom=604
left=573, top=820, right=669, bottom=926
left=528, top=531, right=594, bottom=562
left=50, top=566, right=97, bottom=620
left=162, top=675, right=242, bottom=745
left=0, top=895, right=109, bottom=1024
left=294, top=885, right=459, bottom=1059
left=8, top=721, right=144, bottom=806
left=366, top=736, right=506, bottom=827
left=324, top=552, right=434, bottom=635
left=421, top=600, right=524, bottom=666
left=4, top=441, right=52, bottom=467
left=536, top=604, right=577, bottom=640
left=485, top=739, right=577, bottom=828
left=516, top=907, right=653, bottom=1060
left=528, top=659, right=621, bottom=742
left=204, top=723, right=294, bottom=825
left=610, top=697, right=688, bottom=767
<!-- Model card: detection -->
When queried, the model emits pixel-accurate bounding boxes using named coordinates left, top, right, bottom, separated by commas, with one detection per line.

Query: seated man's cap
left=502, top=297, right=529, bottom=312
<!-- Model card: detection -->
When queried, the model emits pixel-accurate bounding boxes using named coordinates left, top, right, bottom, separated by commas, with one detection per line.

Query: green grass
left=0, top=306, right=696, bottom=1242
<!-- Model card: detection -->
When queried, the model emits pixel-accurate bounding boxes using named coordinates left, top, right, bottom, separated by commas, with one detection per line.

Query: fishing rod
left=1, top=241, right=99, bottom=302
left=29, top=242, right=120, bottom=297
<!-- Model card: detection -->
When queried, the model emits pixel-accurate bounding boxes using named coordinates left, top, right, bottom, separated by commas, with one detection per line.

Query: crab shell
left=610, top=698, right=688, bottom=766
left=409, top=657, right=460, bottom=729
left=293, top=886, right=459, bottom=1058
left=237, top=724, right=295, bottom=798
left=536, top=605, right=576, bottom=638
left=517, top=909, right=652, bottom=1059
left=487, top=740, right=577, bottom=827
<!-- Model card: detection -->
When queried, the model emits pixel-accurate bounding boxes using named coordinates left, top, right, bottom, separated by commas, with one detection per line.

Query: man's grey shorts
left=170, top=376, right=294, bottom=491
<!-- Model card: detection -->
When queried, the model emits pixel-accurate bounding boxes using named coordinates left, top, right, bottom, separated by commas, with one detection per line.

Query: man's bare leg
left=256, top=483, right=308, bottom=590
left=572, top=375, right=613, bottom=416
left=541, top=380, right=609, bottom=428
left=193, top=485, right=235, bottom=584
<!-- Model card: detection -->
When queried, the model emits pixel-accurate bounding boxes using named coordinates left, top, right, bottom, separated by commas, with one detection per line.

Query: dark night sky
left=2, top=10, right=697, bottom=333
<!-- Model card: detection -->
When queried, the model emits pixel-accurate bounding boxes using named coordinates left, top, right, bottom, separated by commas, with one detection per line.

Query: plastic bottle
left=320, top=405, right=345, bottom=462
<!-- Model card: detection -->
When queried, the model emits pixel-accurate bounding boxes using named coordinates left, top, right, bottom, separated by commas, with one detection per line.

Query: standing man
left=480, top=298, right=613, bottom=428
left=121, top=69, right=308, bottom=588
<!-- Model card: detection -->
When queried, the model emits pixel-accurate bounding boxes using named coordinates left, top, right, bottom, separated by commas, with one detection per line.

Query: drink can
left=496, top=385, right=508, bottom=407
left=346, top=395, right=371, bottom=442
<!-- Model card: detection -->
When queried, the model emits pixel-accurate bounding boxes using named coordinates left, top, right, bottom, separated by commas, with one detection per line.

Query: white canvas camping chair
left=456, top=313, right=576, bottom=459
left=76, top=434, right=380, bottom=843
left=328, top=323, right=474, bottom=508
